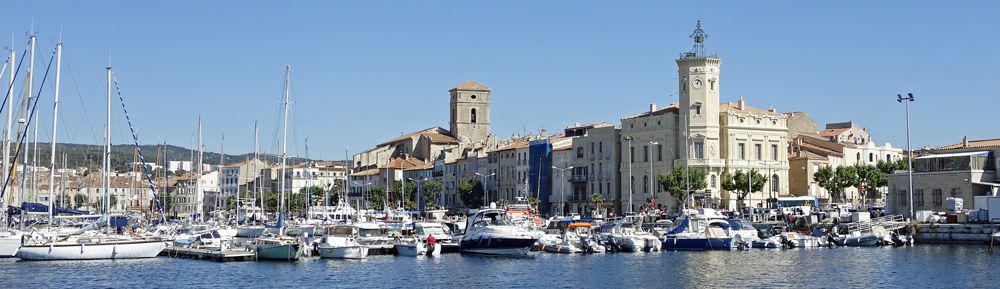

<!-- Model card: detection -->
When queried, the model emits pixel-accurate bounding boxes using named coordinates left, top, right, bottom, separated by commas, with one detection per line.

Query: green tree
left=658, top=167, right=708, bottom=210
left=421, top=180, right=443, bottom=209
left=528, top=197, right=540, bottom=212
left=722, top=169, right=766, bottom=209
left=73, top=194, right=86, bottom=209
left=366, top=186, right=387, bottom=210
left=110, top=194, right=118, bottom=209
left=853, top=164, right=886, bottom=204
left=588, top=193, right=604, bottom=211
left=457, top=179, right=484, bottom=208
left=298, top=186, right=325, bottom=206
left=59, top=195, right=72, bottom=208
left=833, top=166, right=858, bottom=203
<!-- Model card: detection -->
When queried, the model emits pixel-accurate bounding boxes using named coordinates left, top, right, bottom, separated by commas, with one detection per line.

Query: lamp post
left=552, top=165, right=573, bottom=216
left=408, top=177, right=429, bottom=212
left=897, top=92, right=915, bottom=218
left=623, top=136, right=634, bottom=213
left=649, top=141, right=659, bottom=211
left=475, top=172, right=495, bottom=208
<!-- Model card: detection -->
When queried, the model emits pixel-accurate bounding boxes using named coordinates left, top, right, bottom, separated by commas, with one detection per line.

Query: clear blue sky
left=4, top=1, right=997, bottom=160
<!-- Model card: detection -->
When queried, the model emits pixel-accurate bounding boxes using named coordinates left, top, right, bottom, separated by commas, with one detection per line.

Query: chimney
left=963, top=136, right=969, bottom=148
left=650, top=103, right=657, bottom=112
left=738, top=96, right=745, bottom=111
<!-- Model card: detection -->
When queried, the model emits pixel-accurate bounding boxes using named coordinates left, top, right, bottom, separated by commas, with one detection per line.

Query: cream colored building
left=617, top=22, right=789, bottom=212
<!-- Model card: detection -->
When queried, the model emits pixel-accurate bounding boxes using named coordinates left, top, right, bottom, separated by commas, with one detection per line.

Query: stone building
left=887, top=137, right=1000, bottom=215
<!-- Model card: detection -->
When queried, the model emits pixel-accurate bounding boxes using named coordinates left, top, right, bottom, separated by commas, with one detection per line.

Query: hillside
left=16, top=142, right=318, bottom=171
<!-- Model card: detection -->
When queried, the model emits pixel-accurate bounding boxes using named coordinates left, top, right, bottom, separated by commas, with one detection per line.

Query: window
left=738, top=143, right=746, bottom=160
left=694, top=142, right=704, bottom=159
left=915, top=189, right=924, bottom=207
left=590, top=143, right=595, bottom=158
left=643, top=146, right=649, bottom=162
left=771, top=144, right=778, bottom=161
left=470, top=108, right=477, bottom=123
left=950, top=188, right=960, bottom=198
left=869, top=153, right=874, bottom=163
left=598, top=142, right=603, bottom=154
left=709, top=79, right=715, bottom=90
left=898, top=189, right=908, bottom=206
left=657, top=144, right=663, bottom=161
left=710, top=175, right=717, bottom=188
left=755, top=144, right=762, bottom=160
left=932, top=189, right=943, bottom=206
left=576, top=147, right=584, bottom=158
left=695, top=105, right=701, bottom=115
left=856, top=152, right=861, bottom=162
left=643, top=175, right=649, bottom=195
left=771, top=174, right=779, bottom=193
left=630, top=147, right=635, bottom=163
left=470, top=94, right=477, bottom=99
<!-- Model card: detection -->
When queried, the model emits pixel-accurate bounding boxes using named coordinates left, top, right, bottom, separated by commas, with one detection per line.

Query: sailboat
left=252, top=65, right=303, bottom=261
left=0, top=36, right=26, bottom=258
left=17, top=56, right=166, bottom=260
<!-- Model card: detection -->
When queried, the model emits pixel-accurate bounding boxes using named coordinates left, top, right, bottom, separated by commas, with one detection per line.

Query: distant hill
left=17, top=142, right=317, bottom=172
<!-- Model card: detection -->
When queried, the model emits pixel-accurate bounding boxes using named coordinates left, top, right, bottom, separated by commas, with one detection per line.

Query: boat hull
left=236, top=227, right=265, bottom=238
left=662, top=237, right=734, bottom=251
left=460, top=237, right=537, bottom=256
left=16, top=240, right=166, bottom=260
left=838, top=235, right=880, bottom=247
left=318, top=245, right=368, bottom=259
left=395, top=244, right=426, bottom=257
left=256, top=243, right=303, bottom=261
left=0, top=232, right=22, bottom=257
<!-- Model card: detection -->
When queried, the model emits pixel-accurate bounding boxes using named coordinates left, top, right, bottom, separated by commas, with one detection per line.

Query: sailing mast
left=218, top=134, right=224, bottom=217
left=196, top=116, right=203, bottom=223
left=46, top=40, right=62, bottom=221
left=279, top=65, right=290, bottom=233
left=252, top=121, right=260, bottom=221
left=2, top=48, right=14, bottom=211
left=19, top=33, right=36, bottom=228
left=103, top=66, right=111, bottom=226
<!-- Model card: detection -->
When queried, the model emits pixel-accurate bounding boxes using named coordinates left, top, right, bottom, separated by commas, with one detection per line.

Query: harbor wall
left=913, top=224, right=1000, bottom=244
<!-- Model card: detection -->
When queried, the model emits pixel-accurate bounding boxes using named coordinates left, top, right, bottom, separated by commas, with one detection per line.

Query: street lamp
left=623, top=136, right=634, bottom=213
left=474, top=172, right=496, bottom=208
left=552, top=165, right=573, bottom=216
left=897, top=92, right=915, bottom=218
left=649, top=141, right=659, bottom=211
left=408, top=177, right=429, bottom=212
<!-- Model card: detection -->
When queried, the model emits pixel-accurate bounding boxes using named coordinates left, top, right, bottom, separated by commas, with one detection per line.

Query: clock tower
left=676, top=21, right=722, bottom=162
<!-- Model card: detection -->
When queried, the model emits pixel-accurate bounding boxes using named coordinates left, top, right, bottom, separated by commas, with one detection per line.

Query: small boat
left=414, top=222, right=458, bottom=252
left=395, top=238, right=440, bottom=257
left=17, top=235, right=166, bottom=261
left=751, top=236, right=784, bottom=249
left=0, top=230, right=23, bottom=257
left=253, top=236, right=303, bottom=261
left=317, top=225, right=369, bottom=259
left=661, top=214, right=735, bottom=251
left=236, top=225, right=265, bottom=238
left=780, top=232, right=826, bottom=248
left=460, top=208, right=541, bottom=256
left=834, top=232, right=881, bottom=247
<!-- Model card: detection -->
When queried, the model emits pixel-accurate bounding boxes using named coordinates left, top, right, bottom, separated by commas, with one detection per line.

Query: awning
left=972, top=181, right=1000, bottom=187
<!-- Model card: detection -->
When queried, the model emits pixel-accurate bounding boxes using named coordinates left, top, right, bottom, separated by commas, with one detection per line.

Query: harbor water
left=1, top=244, right=996, bottom=288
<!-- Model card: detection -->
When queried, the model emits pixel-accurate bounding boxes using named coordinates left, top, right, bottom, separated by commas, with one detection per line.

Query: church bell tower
left=449, top=80, right=491, bottom=143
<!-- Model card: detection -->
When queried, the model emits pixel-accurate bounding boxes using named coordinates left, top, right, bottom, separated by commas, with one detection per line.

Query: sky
left=2, top=1, right=997, bottom=160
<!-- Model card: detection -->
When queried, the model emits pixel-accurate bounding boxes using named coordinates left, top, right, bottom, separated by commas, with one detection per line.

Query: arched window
left=710, top=174, right=717, bottom=188
left=856, top=152, right=861, bottom=162
left=709, top=79, right=716, bottom=90
left=886, top=154, right=892, bottom=162
left=470, top=108, right=477, bottom=123
left=869, top=153, right=874, bottom=163
left=771, top=174, right=779, bottom=193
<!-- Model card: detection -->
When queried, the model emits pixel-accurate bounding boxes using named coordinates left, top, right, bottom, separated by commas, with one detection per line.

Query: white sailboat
left=16, top=62, right=166, bottom=260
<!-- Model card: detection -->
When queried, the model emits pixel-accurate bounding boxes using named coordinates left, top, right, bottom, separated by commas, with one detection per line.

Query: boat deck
left=160, top=247, right=257, bottom=262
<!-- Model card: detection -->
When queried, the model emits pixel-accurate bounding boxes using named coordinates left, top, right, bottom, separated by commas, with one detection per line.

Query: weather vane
left=689, top=20, right=708, bottom=53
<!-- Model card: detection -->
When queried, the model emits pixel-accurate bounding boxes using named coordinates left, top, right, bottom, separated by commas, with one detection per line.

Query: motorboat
left=395, top=237, right=441, bottom=257
left=173, top=229, right=228, bottom=250
left=661, top=213, right=735, bottom=251
left=253, top=236, right=303, bottom=261
left=17, top=233, right=166, bottom=260
left=317, top=225, right=369, bottom=259
left=460, top=208, right=541, bottom=256
left=780, top=231, right=827, bottom=248
left=0, top=230, right=23, bottom=257
left=355, top=222, right=392, bottom=249
left=236, top=225, right=266, bottom=238
left=413, top=222, right=458, bottom=252
left=751, top=236, right=784, bottom=249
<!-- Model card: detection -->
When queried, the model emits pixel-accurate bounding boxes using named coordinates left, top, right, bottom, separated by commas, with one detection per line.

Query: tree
left=833, top=166, right=858, bottom=203
left=59, top=195, right=72, bottom=208
left=457, top=179, right=484, bottom=208
left=497, top=198, right=509, bottom=208
left=421, top=180, right=443, bottom=209
left=73, top=194, right=86, bottom=209
left=389, top=182, right=416, bottom=208
left=528, top=197, right=540, bottom=212
left=722, top=169, right=766, bottom=209
left=299, top=186, right=325, bottom=206
left=658, top=167, right=708, bottom=210
left=588, top=193, right=604, bottom=213
left=815, top=165, right=857, bottom=203
left=263, top=192, right=279, bottom=212
left=853, top=164, right=886, bottom=204
left=110, top=194, right=118, bottom=209
left=366, top=186, right=387, bottom=210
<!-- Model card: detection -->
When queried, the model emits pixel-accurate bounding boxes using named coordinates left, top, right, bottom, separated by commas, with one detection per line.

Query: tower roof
left=451, top=80, right=491, bottom=91
left=681, top=21, right=717, bottom=59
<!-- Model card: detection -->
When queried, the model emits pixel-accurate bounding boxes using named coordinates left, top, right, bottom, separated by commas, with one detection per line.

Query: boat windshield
left=358, top=228, right=384, bottom=238
left=416, top=226, right=446, bottom=236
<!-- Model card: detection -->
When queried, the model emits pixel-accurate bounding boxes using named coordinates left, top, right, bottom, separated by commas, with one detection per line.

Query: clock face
left=693, top=79, right=703, bottom=88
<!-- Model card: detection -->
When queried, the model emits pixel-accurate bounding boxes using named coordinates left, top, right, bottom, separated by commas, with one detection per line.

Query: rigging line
left=111, top=73, right=165, bottom=221
left=0, top=51, right=54, bottom=200
left=62, top=54, right=101, bottom=144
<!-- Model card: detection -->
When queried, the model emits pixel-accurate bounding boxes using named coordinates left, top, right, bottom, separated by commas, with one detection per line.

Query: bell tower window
left=470, top=108, right=477, bottom=123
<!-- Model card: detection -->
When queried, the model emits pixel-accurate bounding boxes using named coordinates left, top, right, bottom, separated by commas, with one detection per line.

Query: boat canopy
left=8, top=202, right=90, bottom=215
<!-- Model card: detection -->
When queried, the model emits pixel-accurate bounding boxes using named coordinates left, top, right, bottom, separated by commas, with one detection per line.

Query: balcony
left=568, top=174, right=588, bottom=183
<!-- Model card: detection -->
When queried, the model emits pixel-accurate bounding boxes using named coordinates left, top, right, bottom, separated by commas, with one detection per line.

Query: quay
left=161, top=247, right=257, bottom=262
left=914, top=223, right=1000, bottom=244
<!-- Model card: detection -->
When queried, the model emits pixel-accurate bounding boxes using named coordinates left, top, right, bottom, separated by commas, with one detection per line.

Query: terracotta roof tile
left=451, top=80, right=490, bottom=91
left=935, top=138, right=1000, bottom=150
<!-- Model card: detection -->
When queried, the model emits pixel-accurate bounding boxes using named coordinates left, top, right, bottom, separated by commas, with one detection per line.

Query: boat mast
left=279, top=65, right=290, bottom=232
left=253, top=121, right=260, bottom=219
left=47, top=40, right=62, bottom=221
left=218, top=134, right=224, bottom=218
left=103, top=66, right=111, bottom=226
left=2, top=48, right=14, bottom=211
left=22, top=33, right=35, bottom=208
left=196, top=116, right=203, bottom=223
